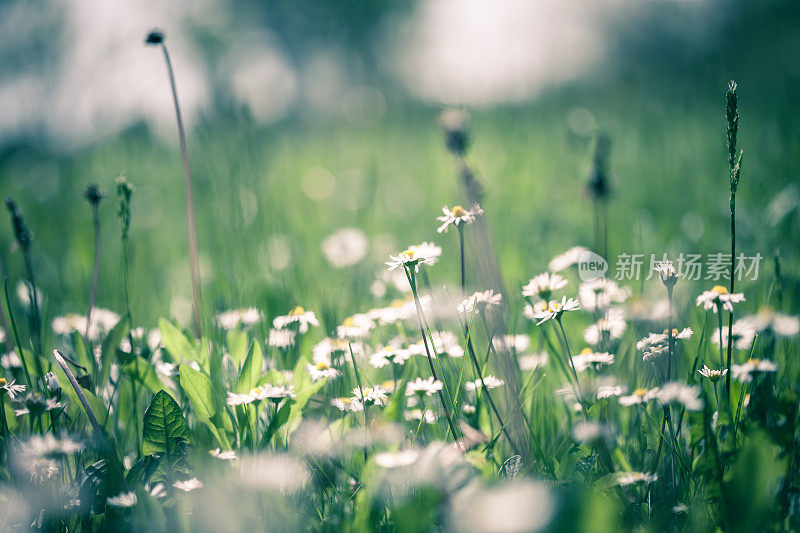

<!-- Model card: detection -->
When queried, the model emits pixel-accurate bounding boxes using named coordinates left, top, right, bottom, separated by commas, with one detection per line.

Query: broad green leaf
left=142, top=390, right=191, bottom=456
left=100, top=312, right=130, bottom=384
left=261, top=401, right=291, bottom=446
left=179, top=364, right=216, bottom=422
left=226, top=329, right=249, bottom=365
left=237, top=341, right=262, bottom=393
left=285, top=358, right=327, bottom=436
left=52, top=365, right=109, bottom=428
left=123, top=357, right=165, bottom=396
left=159, top=318, right=199, bottom=362
left=383, top=377, right=409, bottom=423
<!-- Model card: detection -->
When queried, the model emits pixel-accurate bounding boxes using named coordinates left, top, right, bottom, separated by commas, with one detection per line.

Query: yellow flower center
left=381, top=380, right=395, bottom=392
left=748, top=358, right=760, bottom=365
left=249, top=387, right=260, bottom=396
left=0, top=378, right=6, bottom=387
left=402, top=249, right=415, bottom=260
left=390, top=299, right=405, bottom=308
left=339, top=397, right=352, bottom=404
left=634, top=388, right=648, bottom=397
left=315, top=362, right=329, bottom=371
left=711, top=285, right=729, bottom=295
left=662, top=328, right=679, bottom=336
left=289, top=306, right=305, bottom=316
left=343, top=317, right=355, bottom=327
left=452, top=205, right=467, bottom=218
left=580, top=347, right=593, bottom=355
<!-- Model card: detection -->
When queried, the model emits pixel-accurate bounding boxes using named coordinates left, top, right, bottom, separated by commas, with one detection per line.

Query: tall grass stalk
left=146, top=30, right=203, bottom=337
left=84, top=185, right=105, bottom=339
left=724, top=80, right=743, bottom=401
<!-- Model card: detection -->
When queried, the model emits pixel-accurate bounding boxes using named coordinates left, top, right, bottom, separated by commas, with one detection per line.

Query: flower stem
left=85, top=202, right=101, bottom=339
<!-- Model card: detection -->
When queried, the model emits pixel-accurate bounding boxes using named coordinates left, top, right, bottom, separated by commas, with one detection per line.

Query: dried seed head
left=440, top=109, right=470, bottom=156
left=84, top=184, right=105, bottom=206
left=5, top=197, right=32, bottom=251
left=145, top=30, right=165, bottom=45
left=587, top=134, right=611, bottom=200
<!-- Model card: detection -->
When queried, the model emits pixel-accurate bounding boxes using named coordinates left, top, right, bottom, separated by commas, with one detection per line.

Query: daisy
left=522, top=273, right=568, bottom=300
left=583, top=308, right=626, bottom=346
left=731, top=358, right=778, bottom=383
left=336, top=314, right=374, bottom=339
left=436, top=204, right=483, bottom=233
left=404, top=408, right=438, bottom=424
left=711, top=319, right=756, bottom=351
left=209, top=448, right=238, bottom=460
left=618, top=388, right=652, bottom=407
left=1, top=351, right=22, bottom=369
left=548, top=246, right=591, bottom=272
left=14, top=394, right=62, bottom=416
left=740, top=309, right=800, bottom=338
left=492, top=334, right=531, bottom=353
left=519, top=352, right=549, bottom=371
left=0, top=378, right=25, bottom=399
left=253, top=383, right=296, bottom=401
left=268, top=328, right=297, bottom=349
left=532, top=296, right=581, bottom=324
left=597, top=384, right=624, bottom=399
left=572, top=420, right=613, bottom=444
left=386, top=242, right=441, bottom=273
left=353, top=386, right=389, bottom=407
left=331, top=397, right=364, bottom=412
left=579, top=278, right=631, bottom=312
left=215, top=308, right=263, bottom=330
left=571, top=349, right=614, bottom=372
left=321, top=227, right=368, bottom=268
left=107, top=492, right=138, bottom=508
left=465, top=375, right=504, bottom=391
left=457, top=289, right=502, bottom=314
left=636, top=328, right=694, bottom=351
left=369, top=346, right=413, bottom=368
left=306, top=361, right=341, bottom=382
left=696, top=286, right=745, bottom=313
left=273, top=306, right=319, bottom=334
left=697, top=365, right=727, bottom=383
left=374, top=449, right=421, bottom=468
left=173, top=478, right=203, bottom=492
left=651, top=382, right=703, bottom=411
left=617, top=472, right=658, bottom=486
left=654, top=261, right=678, bottom=287
left=406, top=377, right=443, bottom=396
left=642, top=344, right=669, bottom=363
left=226, top=391, right=256, bottom=406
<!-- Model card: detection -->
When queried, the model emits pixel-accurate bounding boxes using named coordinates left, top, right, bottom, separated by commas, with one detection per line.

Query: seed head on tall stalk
left=116, top=176, right=134, bottom=317
left=146, top=29, right=203, bottom=337
left=84, top=184, right=105, bottom=340
left=4, top=197, right=44, bottom=378
left=724, top=80, right=743, bottom=401
left=586, top=134, right=612, bottom=260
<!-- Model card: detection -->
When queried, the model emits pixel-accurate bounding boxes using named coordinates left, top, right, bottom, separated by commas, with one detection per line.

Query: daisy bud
left=84, top=184, right=105, bottom=206
left=145, top=29, right=165, bottom=45
left=44, top=371, right=61, bottom=394
left=656, top=261, right=678, bottom=288
left=440, top=109, right=470, bottom=157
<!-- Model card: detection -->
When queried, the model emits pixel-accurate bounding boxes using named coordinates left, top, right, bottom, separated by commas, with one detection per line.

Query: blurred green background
left=0, top=0, right=798, bottom=329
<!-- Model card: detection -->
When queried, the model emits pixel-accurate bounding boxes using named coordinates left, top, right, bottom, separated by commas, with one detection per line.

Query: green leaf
left=226, top=329, right=249, bottom=365
left=100, top=312, right=130, bottom=384
left=261, top=401, right=291, bottom=446
left=142, top=390, right=191, bottom=456
left=237, top=341, right=263, bottom=393
left=159, top=318, right=199, bottom=362
left=284, top=358, right=328, bottom=436
left=123, top=356, right=166, bottom=396
left=179, top=364, right=216, bottom=422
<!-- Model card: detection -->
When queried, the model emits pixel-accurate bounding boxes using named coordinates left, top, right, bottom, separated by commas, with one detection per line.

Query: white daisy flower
left=696, top=285, right=745, bottom=313
left=740, top=309, right=800, bottom=338
left=617, top=472, right=658, bottom=486
left=272, top=306, right=319, bottom=334
left=268, top=328, right=297, bottom=349
left=642, top=344, right=670, bottom=363
left=336, top=314, right=374, bottom=339
left=492, top=334, right=531, bottom=353
left=636, top=328, right=693, bottom=351
left=518, top=351, right=549, bottom=371
left=321, top=227, right=368, bottom=268
left=697, top=365, right=727, bottom=383
left=654, top=261, right=678, bottom=287
left=1, top=350, right=22, bottom=369
left=331, top=396, right=364, bottom=412
left=436, top=204, right=483, bottom=233
left=306, top=361, right=341, bottom=382
left=173, top=478, right=203, bottom=492
left=215, top=308, right=263, bottom=330
left=404, top=408, right=438, bottom=424
left=386, top=242, right=441, bottom=273
left=457, top=289, right=502, bottom=314
left=465, top=375, right=504, bottom=391
left=226, top=391, right=256, bottom=406
left=650, top=382, right=703, bottom=411
left=374, top=449, right=421, bottom=468
left=369, top=346, right=413, bottom=368
left=618, top=387, right=652, bottom=407
left=597, top=384, right=625, bottom=399
left=406, top=377, right=443, bottom=396
left=52, top=308, right=121, bottom=341
left=583, top=308, right=626, bottom=346
left=147, top=483, right=166, bottom=499
left=548, top=246, right=591, bottom=272
left=0, top=378, right=26, bottom=399
left=531, top=296, right=581, bottom=324
left=731, top=358, right=778, bottom=383
left=579, top=278, right=631, bottom=312
left=572, top=420, right=613, bottom=444
left=107, top=492, right=138, bottom=508
left=571, top=349, right=614, bottom=372
left=522, top=272, right=568, bottom=300
left=353, top=386, right=389, bottom=406
left=711, top=319, right=756, bottom=351
left=209, top=448, right=238, bottom=460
